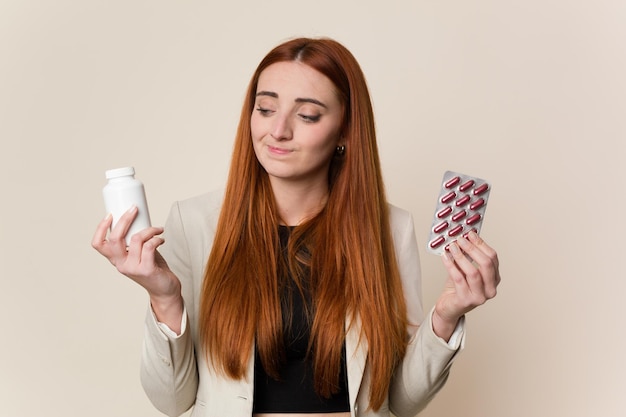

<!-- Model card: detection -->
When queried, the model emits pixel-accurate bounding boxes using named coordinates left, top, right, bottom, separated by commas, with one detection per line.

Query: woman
left=92, top=37, right=500, bottom=417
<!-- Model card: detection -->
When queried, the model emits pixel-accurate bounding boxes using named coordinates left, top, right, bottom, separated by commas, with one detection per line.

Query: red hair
left=199, top=37, right=408, bottom=410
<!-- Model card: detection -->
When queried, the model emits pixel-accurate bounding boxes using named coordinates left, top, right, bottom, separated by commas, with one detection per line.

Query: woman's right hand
left=91, top=206, right=184, bottom=333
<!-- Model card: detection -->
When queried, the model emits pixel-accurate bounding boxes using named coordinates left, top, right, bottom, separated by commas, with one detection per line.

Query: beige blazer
left=140, top=190, right=463, bottom=417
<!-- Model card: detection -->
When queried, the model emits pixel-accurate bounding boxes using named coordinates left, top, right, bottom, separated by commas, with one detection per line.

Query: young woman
left=92, top=37, right=501, bottom=417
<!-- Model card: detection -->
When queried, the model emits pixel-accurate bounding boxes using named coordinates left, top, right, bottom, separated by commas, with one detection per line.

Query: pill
left=456, top=195, right=471, bottom=207
left=452, top=210, right=467, bottom=222
left=459, top=179, right=475, bottom=192
left=473, top=183, right=489, bottom=195
left=433, top=221, right=449, bottom=233
left=441, top=191, right=456, bottom=204
left=429, top=235, right=446, bottom=248
left=445, top=176, right=461, bottom=188
left=448, top=225, right=464, bottom=236
left=466, top=213, right=481, bottom=225
left=437, top=206, right=453, bottom=218
left=470, top=198, right=485, bottom=210
left=433, top=222, right=450, bottom=233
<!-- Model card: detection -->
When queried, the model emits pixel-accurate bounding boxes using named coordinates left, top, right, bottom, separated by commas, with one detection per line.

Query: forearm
left=389, top=308, right=464, bottom=417
left=141, top=306, right=198, bottom=416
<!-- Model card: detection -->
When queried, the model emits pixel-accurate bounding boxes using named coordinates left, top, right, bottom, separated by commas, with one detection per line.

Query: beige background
left=1, top=1, right=624, bottom=416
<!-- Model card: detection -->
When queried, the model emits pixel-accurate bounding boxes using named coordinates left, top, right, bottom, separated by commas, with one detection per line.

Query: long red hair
left=199, top=37, right=408, bottom=410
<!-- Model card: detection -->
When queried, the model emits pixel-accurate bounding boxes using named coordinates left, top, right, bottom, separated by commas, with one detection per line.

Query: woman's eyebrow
left=256, top=91, right=278, bottom=98
left=256, top=91, right=327, bottom=109
left=295, top=97, right=327, bottom=108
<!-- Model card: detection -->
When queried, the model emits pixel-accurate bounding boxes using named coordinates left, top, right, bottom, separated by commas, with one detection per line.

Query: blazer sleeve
left=388, top=207, right=465, bottom=417
left=139, top=201, right=199, bottom=417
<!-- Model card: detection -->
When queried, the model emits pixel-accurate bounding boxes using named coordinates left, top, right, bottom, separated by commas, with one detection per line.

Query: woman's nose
left=270, top=114, right=293, bottom=141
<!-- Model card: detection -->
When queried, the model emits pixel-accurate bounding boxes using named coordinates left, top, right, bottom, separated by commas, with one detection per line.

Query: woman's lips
left=268, top=145, right=293, bottom=155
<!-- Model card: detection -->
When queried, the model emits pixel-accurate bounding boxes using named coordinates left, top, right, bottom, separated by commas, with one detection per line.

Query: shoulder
left=164, top=189, right=225, bottom=239
left=388, top=203, right=416, bottom=239
left=161, top=189, right=225, bottom=269
left=175, top=188, right=224, bottom=212
left=387, top=203, right=420, bottom=265
left=172, top=189, right=224, bottom=222
left=388, top=203, right=412, bottom=224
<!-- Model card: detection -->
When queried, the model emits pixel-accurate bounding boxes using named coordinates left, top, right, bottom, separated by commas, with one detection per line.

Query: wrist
left=150, top=292, right=184, bottom=333
left=431, top=308, right=461, bottom=342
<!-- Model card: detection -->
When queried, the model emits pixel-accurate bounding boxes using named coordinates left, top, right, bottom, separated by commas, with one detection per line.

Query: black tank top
left=252, top=226, right=350, bottom=413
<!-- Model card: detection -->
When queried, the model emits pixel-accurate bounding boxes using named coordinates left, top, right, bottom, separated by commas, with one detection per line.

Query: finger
left=108, top=206, right=139, bottom=247
left=140, top=235, right=166, bottom=267
left=464, top=232, right=500, bottom=295
left=450, top=239, right=489, bottom=302
left=91, top=213, right=113, bottom=253
left=467, top=231, right=499, bottom=269
left=126, top=226, right=165, bottom=265
left=105, top=206, right=141, bottom=268
left=441, top=245, right=473, bottom=298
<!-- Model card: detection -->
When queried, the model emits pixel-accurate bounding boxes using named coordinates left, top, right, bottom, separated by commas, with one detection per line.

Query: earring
left=336, top=145, right=345, bottom=156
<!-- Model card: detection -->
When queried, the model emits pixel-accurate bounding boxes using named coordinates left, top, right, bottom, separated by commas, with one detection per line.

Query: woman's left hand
left=432, top=231, right=501, bottom=341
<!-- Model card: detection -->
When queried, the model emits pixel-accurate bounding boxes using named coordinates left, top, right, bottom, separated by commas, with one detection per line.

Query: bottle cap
left=105, top=166, right=135, bottom=179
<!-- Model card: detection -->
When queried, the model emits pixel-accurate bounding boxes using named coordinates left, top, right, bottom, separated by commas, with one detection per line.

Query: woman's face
left=251, top=61, right=344, bottom=189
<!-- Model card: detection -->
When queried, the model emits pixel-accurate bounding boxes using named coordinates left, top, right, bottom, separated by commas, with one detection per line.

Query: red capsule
left=470, top=198, right=485, bottom=210
left=466, top=213, right=482, bottom=225
left=448, top=225, right=464, bottom=236
left=473, top=183, right=489, bottom=195
left=441, top=191, right=456, bottom=204
left=452, top=210, right=467, bottom=222
left=445, top=176, right=461, bottom=188
left=459, top=179, right=475, bottom=192
left=433, top=221, right=449, bottom=233
left=429, top=235, right=446, bottom=248
left=456, top=195, right=471, bottom=207
left=437, top=206, right=453, bottom=218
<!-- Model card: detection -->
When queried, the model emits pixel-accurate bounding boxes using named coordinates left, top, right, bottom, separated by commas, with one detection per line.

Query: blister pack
left=427, top=171, right=491, bottom=254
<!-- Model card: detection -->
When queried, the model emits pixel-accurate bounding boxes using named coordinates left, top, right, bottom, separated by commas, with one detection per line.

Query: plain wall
left=1, top=1, right=624, bottom=416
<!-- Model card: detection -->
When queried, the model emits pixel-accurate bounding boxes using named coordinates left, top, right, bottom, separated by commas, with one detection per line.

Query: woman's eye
left=299, top=114, right=321, bottom=123
left=256, top=106, right=273, bottom=116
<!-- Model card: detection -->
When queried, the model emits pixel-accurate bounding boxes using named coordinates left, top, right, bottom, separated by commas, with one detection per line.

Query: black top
left=252, top=226, right=350, bottom=413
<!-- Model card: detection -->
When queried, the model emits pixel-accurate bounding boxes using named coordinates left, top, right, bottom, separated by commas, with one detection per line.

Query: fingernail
left=442, top=251, right=451, bottom=262
left=127, top=205, right=137, bottom=213
left=457, top=237, right=469, bottom=247
left=449, top=242, right=460, bottom=254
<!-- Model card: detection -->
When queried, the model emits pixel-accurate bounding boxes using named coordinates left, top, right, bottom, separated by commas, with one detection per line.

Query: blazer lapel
left=345, top=313, right=368, bottom=413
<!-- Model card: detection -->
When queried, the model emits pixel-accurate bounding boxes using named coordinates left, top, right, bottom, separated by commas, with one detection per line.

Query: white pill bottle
left=102, top=167, right=151, bottom=245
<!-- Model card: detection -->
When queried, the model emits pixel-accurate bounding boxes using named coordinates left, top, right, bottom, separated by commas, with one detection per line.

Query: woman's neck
left=270, top=179, right=328, bottom=226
